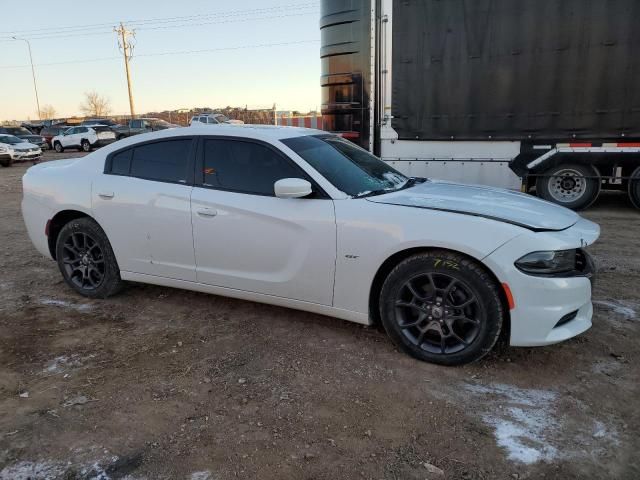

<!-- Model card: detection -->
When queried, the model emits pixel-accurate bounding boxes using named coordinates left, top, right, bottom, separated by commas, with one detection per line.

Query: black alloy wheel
left=56, top=217, right=124, bottom=298
left=394, top=272, right=481, bottom=355
left=380, top=251, right=504, bottom=366
left=61, top=231, right=105, bottom=290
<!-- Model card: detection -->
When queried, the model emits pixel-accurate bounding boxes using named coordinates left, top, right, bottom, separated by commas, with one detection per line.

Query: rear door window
left=110, top=149, right=132, bottom=175
left=130, top=139, right=192, bottom=183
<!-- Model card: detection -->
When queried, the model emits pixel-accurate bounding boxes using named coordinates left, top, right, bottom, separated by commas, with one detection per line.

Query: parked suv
left=51, top=125, right=116, bottom=152
left=0, top=126, right=47, bottom=150
left=189, top=113, right=244, bottom=125
left=0, top=134, right=42, bottom=167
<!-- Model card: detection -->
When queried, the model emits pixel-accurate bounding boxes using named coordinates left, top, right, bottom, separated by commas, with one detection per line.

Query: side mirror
left=274, top=178, right=312, bottom=199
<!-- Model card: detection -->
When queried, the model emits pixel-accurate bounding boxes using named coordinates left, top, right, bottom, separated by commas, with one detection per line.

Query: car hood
left=18, top=135, right=42, bottom=142
left=12, top=142, right=39, bottom=151
left=366, top=180, right=579, bottom=231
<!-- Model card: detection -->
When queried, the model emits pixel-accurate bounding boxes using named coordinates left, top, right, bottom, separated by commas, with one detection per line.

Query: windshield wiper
left=353, top=189, right=392, bottom=199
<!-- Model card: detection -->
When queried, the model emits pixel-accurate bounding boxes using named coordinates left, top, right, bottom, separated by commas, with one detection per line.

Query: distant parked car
left=0, top=134, right=42, bottom=167
left=41, top=125, right=70, bottom=149
left=112, top=118, right=179, bottom=140
left=0, top=126, right=47, bottom=150
left=82, top=119, right=122, bottom=128
left=51, top=125, right=116, bottom=153
left=189, top=113, right=244, bottom=126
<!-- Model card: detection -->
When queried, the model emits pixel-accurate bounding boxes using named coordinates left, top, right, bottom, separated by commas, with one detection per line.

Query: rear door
left=92, top=137, right=197, bottom=281
left=190, top=137, right=337, bottom=305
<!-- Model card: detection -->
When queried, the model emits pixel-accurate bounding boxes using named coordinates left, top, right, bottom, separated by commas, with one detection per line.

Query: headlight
left=515, top=249, right=576, bottom=275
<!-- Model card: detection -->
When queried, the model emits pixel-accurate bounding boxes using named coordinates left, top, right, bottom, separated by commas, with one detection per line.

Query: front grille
left=554, top=310, right=578, bottom=328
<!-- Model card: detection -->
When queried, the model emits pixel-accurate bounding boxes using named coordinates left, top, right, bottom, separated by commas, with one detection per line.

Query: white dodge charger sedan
left=22, top=126, right=599, bottom=365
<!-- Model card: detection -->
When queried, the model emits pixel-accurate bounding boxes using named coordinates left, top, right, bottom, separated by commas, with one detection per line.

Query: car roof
left=97, top=125, right=329, bottom=155
left=172, top=124, right=326, bottom=140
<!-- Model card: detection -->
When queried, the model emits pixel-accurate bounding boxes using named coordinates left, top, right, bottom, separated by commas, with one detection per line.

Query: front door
left=92, top=138, right=197, bottom=281
left=191, top=137, right=336, bottom=305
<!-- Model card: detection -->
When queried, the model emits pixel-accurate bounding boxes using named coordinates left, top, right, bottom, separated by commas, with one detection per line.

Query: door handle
left=98, top=191, right=114, bottom=199
left=196, top=207, right=218, bottom=217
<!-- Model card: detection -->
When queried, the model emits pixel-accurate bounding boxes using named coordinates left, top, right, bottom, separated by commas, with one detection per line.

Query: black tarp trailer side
left=320, top=0, right=640, bottom=209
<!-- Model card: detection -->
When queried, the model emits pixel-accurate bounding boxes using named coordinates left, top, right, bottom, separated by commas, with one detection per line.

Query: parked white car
left=0, top=134, right=42, bottom=167
left=22, top=126, right=599, bottom=365
left=51, top=125, right=116, bottom=153
left=189, top=113, right=244, bottom=126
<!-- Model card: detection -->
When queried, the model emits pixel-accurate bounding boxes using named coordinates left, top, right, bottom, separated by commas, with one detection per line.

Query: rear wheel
left=629, top=166, right=640, bottom=209
left=55, top=218, right=124, bottom=298
left=54, top=142, right=64, bottom=153
left=536, top=163, right=600, bottom=210
left=379, top=251, right=504, bottom=366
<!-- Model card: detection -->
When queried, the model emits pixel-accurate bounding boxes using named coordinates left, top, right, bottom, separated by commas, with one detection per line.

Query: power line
left=0, top=9, right=318, bottom=42
left=0, top=39, right=320, bottom=69
left=0, top=2, right=318, bottom=37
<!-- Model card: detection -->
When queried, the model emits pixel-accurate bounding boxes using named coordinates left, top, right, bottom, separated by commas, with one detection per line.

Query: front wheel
left=56, top=217, right=124, bottom=298
left=536, top=163, right=600, bottom=210
left=81, top=140, right=91, bottom=152
left=0, top=158, right=12, bottom=167
left=54, top=142, right=64, bottom=153
left=380, top=251, right=504, bottom=366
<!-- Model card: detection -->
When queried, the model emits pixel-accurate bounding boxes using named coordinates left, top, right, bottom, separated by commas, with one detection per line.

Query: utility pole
left=114, top=23, right=136, bottom=118
left=12, top=36, right=41, bottom=120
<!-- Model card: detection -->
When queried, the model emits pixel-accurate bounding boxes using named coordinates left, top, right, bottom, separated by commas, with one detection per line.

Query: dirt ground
left=0, top=151, right=638, bottom=480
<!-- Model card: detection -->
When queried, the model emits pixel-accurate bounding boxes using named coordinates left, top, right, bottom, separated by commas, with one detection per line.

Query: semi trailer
left=320, top=0, right=640, bottom=209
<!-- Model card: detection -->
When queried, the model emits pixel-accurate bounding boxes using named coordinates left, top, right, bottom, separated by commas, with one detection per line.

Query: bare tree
left=79, top=91, right=111, bottom=117
left=40, top=105, right=57, bottom=119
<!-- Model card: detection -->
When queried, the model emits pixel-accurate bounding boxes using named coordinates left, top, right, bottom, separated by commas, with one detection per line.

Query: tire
left=55, top=217, right=124, bottom=299
left=0, top=158, right=12, bottom=167
left=536, top=163, right=600, bottom=210
left=379, top=251, right=504, bottom=366
left=117, top=134, right=126, bottom=141
left=81, top=139, right=91, bottom=152
left=629, top=166, right=640, bottom=209
left=54, top=142, right=64, bottom=153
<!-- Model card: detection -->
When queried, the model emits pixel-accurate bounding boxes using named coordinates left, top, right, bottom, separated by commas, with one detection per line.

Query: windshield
left=0, top=135, right=25, bottom=145
left=281, top=135, right=408, bottom=197
left=214, top=114, right=230, bottom=123
left=7, top=127, right=32, bottom=135
left=151, top=119, right=171, bottom=127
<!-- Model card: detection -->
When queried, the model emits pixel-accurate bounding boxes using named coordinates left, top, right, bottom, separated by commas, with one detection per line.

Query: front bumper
left=10, top=150, right=42, bottom=162
left=483, top=219, right=599, bottom=347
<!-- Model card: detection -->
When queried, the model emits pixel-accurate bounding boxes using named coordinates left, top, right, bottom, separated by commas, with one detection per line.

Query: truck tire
left=629, top=167, right=640, bottom=209
left=536, top=163, right=600, bottom=210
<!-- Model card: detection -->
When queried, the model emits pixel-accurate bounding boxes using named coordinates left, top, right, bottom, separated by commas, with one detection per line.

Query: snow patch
left=593, top=300, right=636, bottom=320
left=0, top=461, right=66, bottom=480
left=39, top=298, right=93, bottom=312
left=191, top=472, right=214, bottom=480
left=465, top=383, right=558, bottom=464
left=44, top=354, right=95, bottom=374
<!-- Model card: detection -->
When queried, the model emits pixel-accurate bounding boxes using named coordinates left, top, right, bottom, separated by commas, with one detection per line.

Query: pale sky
left=0, top=0, right=321, bottom=121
